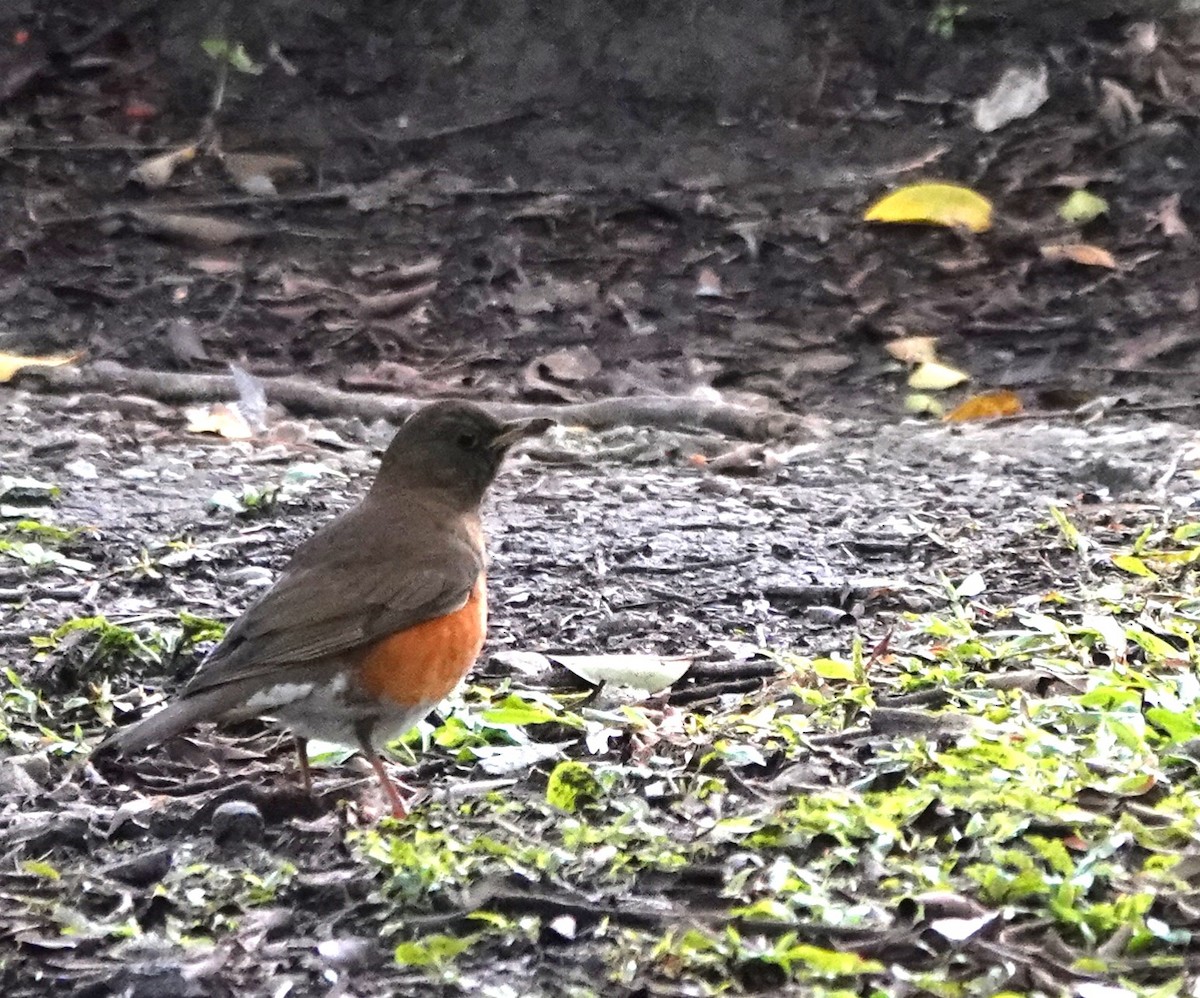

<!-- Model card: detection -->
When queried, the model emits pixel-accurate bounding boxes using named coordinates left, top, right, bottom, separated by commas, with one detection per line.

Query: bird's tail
left=92, top=682, right=256, bottom=757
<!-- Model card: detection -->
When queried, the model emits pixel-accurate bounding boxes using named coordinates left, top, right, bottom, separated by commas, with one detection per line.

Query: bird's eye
left=457, top=432, right=478, bottom=450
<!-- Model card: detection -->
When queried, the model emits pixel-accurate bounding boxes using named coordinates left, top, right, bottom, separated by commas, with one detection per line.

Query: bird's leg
left=293, top=735, right=313, bottom=794
left=355, top=722, right=411, bottom=819
left=368, top=753, right=409, bottom=819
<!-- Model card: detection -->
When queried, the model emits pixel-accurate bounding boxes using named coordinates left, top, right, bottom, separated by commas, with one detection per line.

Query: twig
left=18, top=361, right=797, bottom=440
left=38, top=182, right=599, bottom=228
left=669, top=677, right=766, bottom=706
left=349, top=108, right=539, bottom=147
left=1152, top=444, right=1188, bottom=498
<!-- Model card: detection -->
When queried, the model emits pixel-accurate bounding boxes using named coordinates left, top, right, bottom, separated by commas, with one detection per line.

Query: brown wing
left=183, top=501, right=483, bottom=696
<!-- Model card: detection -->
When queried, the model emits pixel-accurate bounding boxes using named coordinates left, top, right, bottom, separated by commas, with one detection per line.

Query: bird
left=94, top=400, right=553, bottom=818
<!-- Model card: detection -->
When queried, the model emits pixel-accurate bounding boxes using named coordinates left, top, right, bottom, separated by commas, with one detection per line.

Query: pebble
left=316, top=936, right=374, bottom=970
left=211, top=800, right=264, bottom=844
left=64, top=457, right=98, bottom=479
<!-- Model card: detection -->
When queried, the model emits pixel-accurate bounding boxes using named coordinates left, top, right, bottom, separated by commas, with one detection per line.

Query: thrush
left=95, top=400, right=552, bottom=817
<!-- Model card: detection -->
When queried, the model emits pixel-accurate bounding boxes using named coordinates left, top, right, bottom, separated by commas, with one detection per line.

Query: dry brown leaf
left=354, top=281, right=438, bottom=318
left=222, top=152, right=305, bottom=195
left=1039, top=243, right=1119, bottom=269
left=339, top=361, right=427, bottom=392
left=130, top=210, right=261, bottom=246
left=1150, top=193, right=1192, bottom=241
left=130, top=145, right=197, bottom=189
left=184, top=402, right=253, bottom=440
left=945, top=389, right=1023, bottom=422
left=536, top=346, right=601, bottom=383
left=885, top=336, right=939, bottom=366
left=1097, top=79, right=1142, bottom=135
left=187, top=256, right=245, bottom=275
left=0, top=350, right=81, bottom=382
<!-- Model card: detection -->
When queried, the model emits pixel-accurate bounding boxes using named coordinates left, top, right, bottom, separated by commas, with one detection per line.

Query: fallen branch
left=399, top=882, right=920, bottom=959
left=17, top=361, right=798, bottom=440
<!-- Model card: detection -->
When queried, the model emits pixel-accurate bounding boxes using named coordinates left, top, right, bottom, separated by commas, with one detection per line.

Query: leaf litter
left=7, top=6, right=1200, bottom=995
left=3, top=389, right=1200, bottom=996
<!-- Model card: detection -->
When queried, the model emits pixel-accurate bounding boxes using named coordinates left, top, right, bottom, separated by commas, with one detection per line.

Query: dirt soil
left=4, top=2, right=1200, bottom=996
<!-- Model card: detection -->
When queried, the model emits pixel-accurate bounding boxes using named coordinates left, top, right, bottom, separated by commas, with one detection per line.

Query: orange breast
left=357, top=577, right=488, bottom=708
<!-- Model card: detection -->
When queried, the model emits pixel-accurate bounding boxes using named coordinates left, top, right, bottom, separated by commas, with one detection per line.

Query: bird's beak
left=490, top=416, right=555, bottom=451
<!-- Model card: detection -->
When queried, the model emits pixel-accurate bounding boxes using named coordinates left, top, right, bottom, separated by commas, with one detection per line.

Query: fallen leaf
left=1112, top=554, right=1157, bottom=578
left=130, top=145, right=198, bottom=189
left=955, top=572, right=986, bottom=598
left=885, top=336, right=939, bottom=365
left=1039, top=243, right=1118, bottom=269
left=202, top=38, right=264, bottom=75
left=1097, top=78, right=1142, bottom=136
left=695, top=266, right=724, bottom=298
left=535, top=346, right=601, bottom=383
left=1059, top=190, right=1108, bottom=225
left=471, top=741, right=570, bottom=776
left=551, top=654, right=693, bottom=694
left=185, top=402, right=253, bottom=440
left=945, top=389, right=1023, bottom=421
left=1123, top=20, right=1159, bottom=56
left=339, top=361, right=427, bottom=392
left=222, top=152, right=305, bottom=195
left=123, top=99, right=158, bottom=120
left=703, top=442, right=776, bottom=475
left=1150, top=193, right=1192, bottom=240
left=129, top=210, right=262, bottom=246
left=908, top=361, right=969, bottom=391
left=187, top=256, right=244, bottom=276
left=929, top=914, right=997, bottom=942
left=490, top=651, right=554, bottom=678
left=864, top=183, right=992, bottom=233
left=973, top=64, right=1049, bottom=132
left=0, top=350, right=80, bottom=382
left=904, top=393, right=945, bottom=417
left=354, top=282, right=438, bottom=318
left=1076, top=985, right=1136, bottom=998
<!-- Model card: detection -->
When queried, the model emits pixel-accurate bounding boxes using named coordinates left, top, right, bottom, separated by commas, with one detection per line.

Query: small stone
left=106, top=846, right=173, bottom=887
left=211, top=800, right=264, bottom=844
left=316, top=936, right=374, bottom=970
left=63, top=458, right=98, bottom=479
left=6, top=751, right=52, bottom=785
left=223, top=565, right=275, bottom=587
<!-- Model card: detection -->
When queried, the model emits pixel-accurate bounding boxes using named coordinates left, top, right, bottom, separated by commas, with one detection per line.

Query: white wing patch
left=243, top=673, right=349, bottom=714
left=244, top=682, right=315, bottom=712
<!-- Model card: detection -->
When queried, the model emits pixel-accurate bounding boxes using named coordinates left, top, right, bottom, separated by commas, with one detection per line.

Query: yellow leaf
left=908, top=361, right=969, bottom=391
left=1039, top=243, right=1118, bottom=269
left=945, top=389, right=1023, bottom=422
left=1112, top=554, right=1157, bottom=578
left=864, top=183, right=993, bottom=233
left=886, top=336, right=939, bottom=365
left=904, top=393, right=945, bottom=416
left=185, top=402, right=254, bottom=440
left=1059, top=190, right=1108, bottom=225
left=0, top=350, right=81, bottom=383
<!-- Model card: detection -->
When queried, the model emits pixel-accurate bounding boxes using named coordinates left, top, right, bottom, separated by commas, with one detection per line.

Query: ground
left=4, top=3, right=1200, bottom=997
